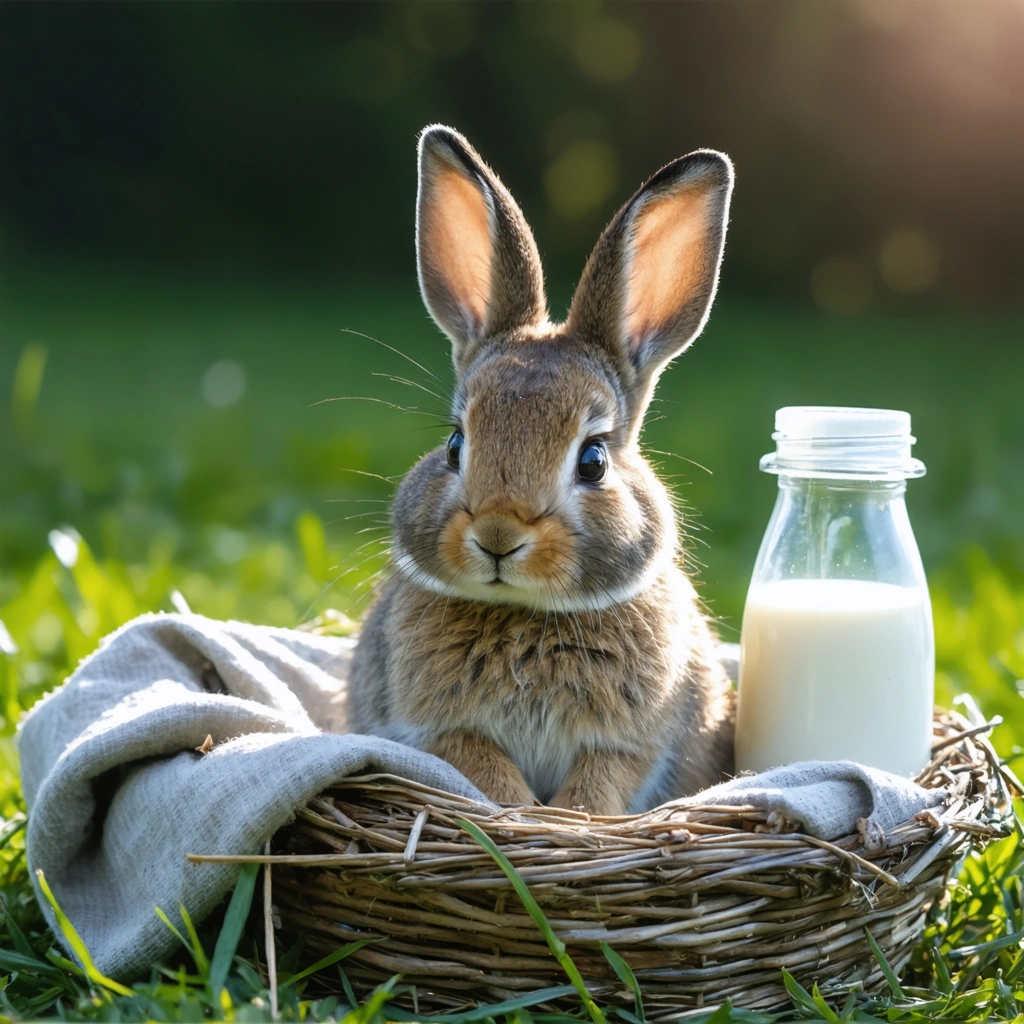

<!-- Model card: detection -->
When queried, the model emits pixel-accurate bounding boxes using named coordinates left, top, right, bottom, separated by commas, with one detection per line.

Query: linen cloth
left=19, top=613, right=945, bottom=981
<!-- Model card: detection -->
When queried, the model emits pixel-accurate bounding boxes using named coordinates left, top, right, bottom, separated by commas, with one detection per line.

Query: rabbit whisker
left=310, top=394, right=418, bottom=412
left=342, top=329, right=456, bottom=402
left=336, top=467, right=401, bottom=485
left=371, top=372, right=449, bottom=407
left=641, top=447, right=713, bottom=476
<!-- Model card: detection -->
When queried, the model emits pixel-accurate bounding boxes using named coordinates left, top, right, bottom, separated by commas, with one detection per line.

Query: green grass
left=1, top=260, right=1023, bottom=1020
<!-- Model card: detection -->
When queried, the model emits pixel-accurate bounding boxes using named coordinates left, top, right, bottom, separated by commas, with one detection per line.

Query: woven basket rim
left=195, top=708, right=1017, bottom=867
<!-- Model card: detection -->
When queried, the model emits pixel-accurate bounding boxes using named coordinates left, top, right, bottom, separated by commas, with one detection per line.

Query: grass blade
left=208, top=863, right=259, bottom=1003
left=780, top=969, right=818, bottom=1013
left=179, top=903, right=210, bottom=976
left=457, top=817, right=607, bottom=1024
left=930, top=936, right=953, bottom=994
left=946, top=924, right=1024, bottom=961
left=863, top=928, right=904, bottom=999
left=23, top=985, right=64, bottom=1015
left=345, top=973, right=398, bottom=1023
left=701, top=1002, right=736, bottom=1024
left=386, top=986, right=579, bottom=1022
left=46, top=948, right=86, bottom=978
left=600, top=942, right=645, bottom=1022
left=0, top=813, right=27, bottom=849
left=154, top=905, right=211, bottom=977
left=810, top=983, right=840, bottom=1023
left=153, top=906, right=188, bottom=949
left=0, top=947, right=63, bottom=976
left=838, top=989, right=857, bottom=1021
left=35, top=869, right=134, bottom=997
left=281, top=938, right=376, bottom=987
left=3, top=909, right=40, bottom=960
left=612, top=1009, right=643, bottom=1024
left=338, top=964, right=359, bottom=1010
left=436, top=986, right=579, bottom=1022
left=1005, top=946, right=1024, bottom=985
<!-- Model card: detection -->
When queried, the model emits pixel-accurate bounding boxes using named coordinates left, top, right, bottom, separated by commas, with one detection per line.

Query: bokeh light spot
left=211, top=527, right=247, bottom=564
left=201, top=360, right=247, bottom=408
left=810, top=257, right=873, bottom=315
left=879, top=228, right=941, bottom=294
left=48, top=527, right=80, bottom=568
left=30, top=612, right=63, bottom=656
left=0, top=621, right=17, bottom=657
left=546, top=109, right=611, bottom=158
left=545, top=139, right=619, bottom=219
left=571, top=16, right=641, bottom=83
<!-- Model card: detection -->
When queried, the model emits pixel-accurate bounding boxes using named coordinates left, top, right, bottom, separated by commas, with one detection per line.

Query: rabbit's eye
left=577, top=441, right=607, bottom=483
left=446, top=429, right=464, bottom=470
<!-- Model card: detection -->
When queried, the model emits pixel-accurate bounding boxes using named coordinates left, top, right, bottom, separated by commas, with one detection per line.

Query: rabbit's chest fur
left=350, top=568, right=722, bottom=802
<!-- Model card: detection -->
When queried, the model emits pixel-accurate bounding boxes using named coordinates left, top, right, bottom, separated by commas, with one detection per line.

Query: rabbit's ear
left=417, top=125, right=547, bottom=373
left=568, top=150, right=733, bottom=427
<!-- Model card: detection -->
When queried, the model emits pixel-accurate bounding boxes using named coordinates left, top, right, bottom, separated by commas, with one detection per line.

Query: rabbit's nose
left=472, top=539, right=525, bottom=561
left=468, top=518, right=530, bottom=560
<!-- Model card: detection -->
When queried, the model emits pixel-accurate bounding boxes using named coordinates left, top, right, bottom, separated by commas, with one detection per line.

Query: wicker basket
left=264, top=710, right=1014, bottom=1016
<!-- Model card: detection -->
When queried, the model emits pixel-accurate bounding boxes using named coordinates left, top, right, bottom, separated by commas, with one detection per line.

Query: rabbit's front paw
left=483, top=772, right=536, bottom=807
left=427, top=729, right=536, bottom=807
left=550, top=749, right=653, bottom=816
left=550, top=784, right=626, bottom=817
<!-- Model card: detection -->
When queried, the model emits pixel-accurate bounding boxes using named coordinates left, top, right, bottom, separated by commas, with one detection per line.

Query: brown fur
left=352, top=569, right=734, bottom=813
left=349, top=125, right=736, bottom=814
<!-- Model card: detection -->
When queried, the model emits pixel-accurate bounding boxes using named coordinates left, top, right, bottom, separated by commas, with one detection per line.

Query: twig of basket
left=262, top=839, right=279, bottom=1020
left=403, top=808, right=429, bottom=864
left=930, top=716, right=1001, bottom=753
left=796, top=835, right=902, bottom=888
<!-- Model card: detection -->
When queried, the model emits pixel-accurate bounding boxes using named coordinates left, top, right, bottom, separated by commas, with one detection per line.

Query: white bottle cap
left=762, top=406, right=925, bottom=480
left=775, top=406, right=911, bottom=440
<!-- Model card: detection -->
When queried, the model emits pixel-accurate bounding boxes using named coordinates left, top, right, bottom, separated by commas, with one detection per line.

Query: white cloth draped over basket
left=18, top=613, right=945, bottom=982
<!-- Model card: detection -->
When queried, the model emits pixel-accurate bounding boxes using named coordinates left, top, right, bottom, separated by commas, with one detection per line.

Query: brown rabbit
left=348, top=125, right=735, bottom=815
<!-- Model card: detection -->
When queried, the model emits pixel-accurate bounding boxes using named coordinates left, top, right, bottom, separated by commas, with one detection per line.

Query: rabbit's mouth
left=454, top=546, right=551, bottom=596
left=392, top=540, right=667, bottom=614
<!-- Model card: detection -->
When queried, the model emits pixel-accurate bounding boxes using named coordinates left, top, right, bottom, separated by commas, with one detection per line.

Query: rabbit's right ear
left=417, top=125, right=547, bottom=374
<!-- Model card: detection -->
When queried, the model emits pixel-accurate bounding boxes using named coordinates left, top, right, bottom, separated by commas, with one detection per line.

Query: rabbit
left=348, top=124, right=736, bottom=815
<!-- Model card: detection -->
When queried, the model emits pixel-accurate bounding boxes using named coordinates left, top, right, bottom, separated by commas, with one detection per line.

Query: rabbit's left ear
left=568, top=150, right=733, bottom=428
left=417, top=125, right=548, bottom=374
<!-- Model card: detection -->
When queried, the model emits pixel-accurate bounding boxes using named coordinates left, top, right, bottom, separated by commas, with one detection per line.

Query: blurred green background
left=1, top=1, right=1023, bottom=773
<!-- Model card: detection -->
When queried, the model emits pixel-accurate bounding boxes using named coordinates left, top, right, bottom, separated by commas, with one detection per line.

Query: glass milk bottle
left=735, top=407, right=934, bottom=778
